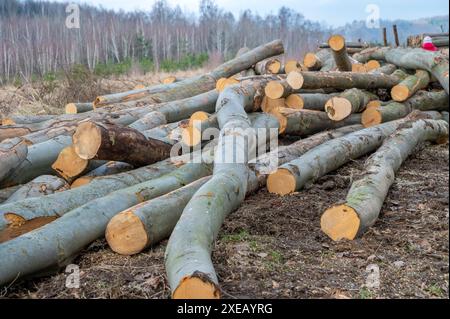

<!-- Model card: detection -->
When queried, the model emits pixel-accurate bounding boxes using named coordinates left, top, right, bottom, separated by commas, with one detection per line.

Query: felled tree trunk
left=255, top=58, right=282, bottom=75
left=4, top=175, right=69, bottom=204
left=266, top=112, right=441, bottom=196
left=362, top=90, right=449, bottom=127
left=0, top=138, right=28, bottom=184
left=0, top=156, right=192, bottom=232
left=328, top=35, right=353, bottom=71
left=65, top=103, right=94, bottom=114
left=0, top=162, right=212, bottom=286
left=303, top=49, right=333, bottom=71
left=1, top=115, right=55, bottom=125
left=286, top=93, right=339, bottom=111
left=353, top=47, right=449, bottom=94
left=271, top=107, right=362, bottom=136
left=391, top=70, right=431, bottom=102
left=107, top=124, right=363, bottom=257
left=321, top=119, right=449, bottom=241
left=325, top=89, right=378, bottom=121
left=72, top=122, right=173, bottom=167
left=71, top=162, right=133, bottom=188
left=94, top=40, right=284, bottom=107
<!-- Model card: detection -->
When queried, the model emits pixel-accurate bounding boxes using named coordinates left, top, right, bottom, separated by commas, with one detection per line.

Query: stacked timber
left=0, top=36, right=448, bottom=300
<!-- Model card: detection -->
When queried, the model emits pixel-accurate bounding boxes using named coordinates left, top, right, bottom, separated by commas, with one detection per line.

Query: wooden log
left=287, top=93, right=339, bottom=111
left=94, top=40, right=284, bottom=107
left=393, top=25, right=400, bottom=47
left=0, top=162, right=212, bottom=285
left=108, top=125, right=364, bottom=256
left=266, top=112, right=439, bottom=196
left=106, top=177, right=211, bottom=255
left=1, top=115, right=55, bottom=125
left=369, top=63, right=397, bottom=75
left=303, top=49, right=332, bottom=71
left=65, top=103, right=94, bottom=114
left=165, top=82, right=261, bottom=299
left=3, top=175, right=69, bottom=205
left=362, top=90, right=449, bottom=127
left=71, top=162, right=133, bottom=188
left=271, top=107, right=362, bottom=136
left=353, top=47, right=449, bottom=94
left=0, top=186, right=21, bottom=204
left=165, top=124, right=363, bottom=299
left=162, top=76, right=182, bottom=84
left=432, top=37, right=449, bottom=47
left=261, top=97, right=286, bottom=113
left=255, top=58, right=282, bottom=75
left=0, top=138, right=28, bottom=184
left=0, top=156, right=191, bottom=232
left=321, top=119, right=449, bottom=241
left=284, top=60, right=303, bottom=73
left=325, top=89, right=378, bottom=121
left=72, top=122, right=173, bottom=167
left=265, top=71, right=401, bottom=99
left=328, top=35, right=353, bottom=71
left=391, top=70, right=431, bottom=102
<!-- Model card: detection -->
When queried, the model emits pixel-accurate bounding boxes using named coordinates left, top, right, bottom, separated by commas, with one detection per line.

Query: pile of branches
left=0, top=36, right=448, bottom=299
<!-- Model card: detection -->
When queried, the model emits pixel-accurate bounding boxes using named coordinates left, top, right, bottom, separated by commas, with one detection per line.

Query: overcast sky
left=54, top=0, right=449, bottom=27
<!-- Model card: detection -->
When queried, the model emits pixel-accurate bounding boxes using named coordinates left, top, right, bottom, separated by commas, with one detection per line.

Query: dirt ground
left=2, top=139, right=448, bottom=299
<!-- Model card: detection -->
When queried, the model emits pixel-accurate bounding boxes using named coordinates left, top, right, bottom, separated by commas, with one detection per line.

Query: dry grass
left=0, top=68, right=207, bottom=118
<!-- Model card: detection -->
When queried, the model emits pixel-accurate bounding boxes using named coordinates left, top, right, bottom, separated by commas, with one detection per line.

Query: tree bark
left=72, top=122, right=173, bottom=167
left=0, top=162, right=212, bottom=286
left=287, top=93, right=339, bottom=111
left=266, top=112, right=441, bottom=196
left=325, top=89, right=378, bottom=121
left=362, top=90, right=449, bottom=127
left=303, top=49, right=332, bottom=71
left=71, top=162, right=133, bottom=188
left=271, top=107, right=362, bottom=136
left=321, top=119, right=449, bottom=241
left=255, top=58, right=281, bottom=75
left=0, top=156, right=191, bottom=232
left=328, top=35, right=353, bottom=71
left=0, top=186, right=21, bottom=204
left=353, top=47, right=449, bottom=94
left=391, top=70, right=431, bottom=102
left=1, top=115, right=55, bottom=125
left=94, top=40, right=284, bottom=107
left=65, top=102, right=94, bottom=114
left=0, top=138, right=28, bottom=184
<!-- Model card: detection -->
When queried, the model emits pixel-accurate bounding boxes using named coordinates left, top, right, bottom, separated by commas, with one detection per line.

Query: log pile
left=0, top=36, right=448, bottom=299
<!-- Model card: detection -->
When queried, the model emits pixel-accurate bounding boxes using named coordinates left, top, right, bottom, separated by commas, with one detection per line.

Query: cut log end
left=73, top=122, right=102, bottom=160
left=269, top=109, right=287, bottom=134
left=268, top=60, right=282, bottom=74
left=361, top=107, right=382, bottom=128
left=0, top=216, right=58, bottom=244
left=328, top=34, right=346, bottom=51
left=134, top=84, right=146, bottom=90
left=52, top=145, right=89, bottom=180
left=325, top=97, right=352, bottom=121
left=1, top=118, right=16, bottom=125
left=105, top=211, right=148, bottom=256
left=265, top=81, right=285, bottom=99
left=366, top=100, right=381, bottom=110
left=286, top=71, right=304, bottom=90
left=267, top=168, right=296, bottom=196
left=285, top=94, right=304, bottom=109
left=189, top=111, right=210, bottom=127
left=172, top=276, right=221, bottom=299
left=162, top=76, right=177, bottom=84
left=215, top=78, right=227, bottom=92
left=303, top=53, right=318, bottom=69
left=285, top=60, right=301, bottom=73
left=70, top=176, right=95, bottom=188
left=65, top=103, right=78, bottom=114
left=321, top=204, right=360, bottom=241
left=391, top=85, right=410, bottom=102
left=365, top=60, right=381, bottom=72
left=352, top=64, right=367, bottom=73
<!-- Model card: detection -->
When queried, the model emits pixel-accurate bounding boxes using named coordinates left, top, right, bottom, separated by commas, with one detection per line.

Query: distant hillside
left=335, top=15, right=449, bottom=45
